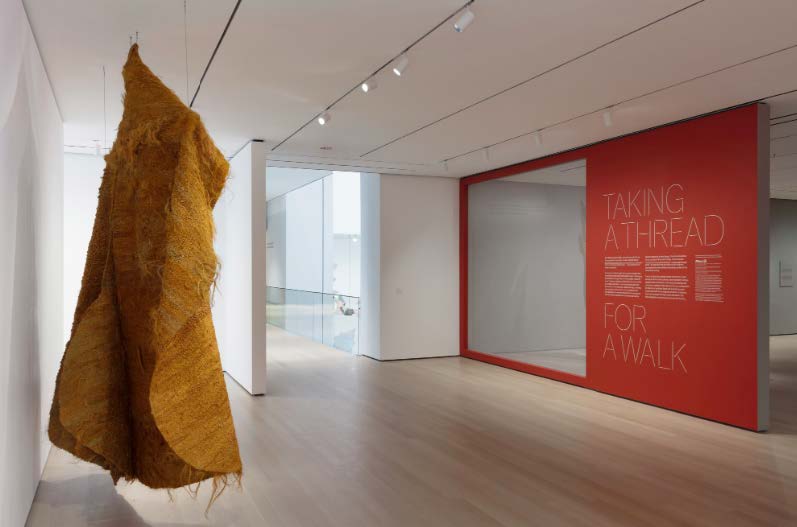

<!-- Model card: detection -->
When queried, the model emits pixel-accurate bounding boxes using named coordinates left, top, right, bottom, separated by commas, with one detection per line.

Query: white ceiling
left=23, top=0, right=234, bottom=151
left=23, top=0, right=797, bottom=196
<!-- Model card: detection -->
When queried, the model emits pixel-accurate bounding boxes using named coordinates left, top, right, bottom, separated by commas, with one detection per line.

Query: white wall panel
left=361, top=174, right=459, bottom=360
left=770, top=199, right=797, bottom=335
left=0, top=1, right=64, bottom=523
left=266, top=195, right=287, bottom=288
left=213, top=141, right=267, bottom=394
left=63, top=154, right=104, bottom=341
left=359, top=173, right=381, bottom=359
left=285, top=180, right=323, bottom=292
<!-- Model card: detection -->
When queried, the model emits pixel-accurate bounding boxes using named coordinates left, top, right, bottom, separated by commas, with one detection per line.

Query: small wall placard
left=780, top=260, right=793, bottom=287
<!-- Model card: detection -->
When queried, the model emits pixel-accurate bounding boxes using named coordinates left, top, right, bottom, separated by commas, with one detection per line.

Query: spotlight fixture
left=454, top=7, right=475, bottom=33
left=483, top=147, right=490, bottom=161
left=318, top=111, right=331, bottom=125
left=361, top=77, right=378, bottom=93
left=94, top=140, right=102, bottom=157
left=392, top=54, right=409, bottom=76
left=602, top=108, right=613, bottom=127
left=533, top=131, right=543, bottom=146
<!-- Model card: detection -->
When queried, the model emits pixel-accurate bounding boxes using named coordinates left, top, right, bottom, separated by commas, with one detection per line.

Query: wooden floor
left=27, top=327, right=797, bottom=526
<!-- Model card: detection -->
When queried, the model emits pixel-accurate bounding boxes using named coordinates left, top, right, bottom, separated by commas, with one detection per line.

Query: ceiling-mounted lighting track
left=272, top=1, right=475, bottom=149
left=365, top=1, right=705, bottom=161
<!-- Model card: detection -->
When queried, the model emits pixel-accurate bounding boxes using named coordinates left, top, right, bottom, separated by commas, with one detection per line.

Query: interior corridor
left=26, top=329, right=797, bottom=526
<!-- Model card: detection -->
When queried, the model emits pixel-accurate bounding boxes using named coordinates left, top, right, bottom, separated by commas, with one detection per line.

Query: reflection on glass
left=322, top=294, right=360, bottom=354
left=266, top=170, right=362, bottom=354
left=468, top=159, right=587, bottom=376
left=266, top=287, right=360, bottom=354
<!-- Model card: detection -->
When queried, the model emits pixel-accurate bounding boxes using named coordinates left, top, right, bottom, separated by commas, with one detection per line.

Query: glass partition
left=266, top=170, right=361, bottom=354
left=468, top=160, right=586, bottom=376
left=266, top=287, right=360, bottom=353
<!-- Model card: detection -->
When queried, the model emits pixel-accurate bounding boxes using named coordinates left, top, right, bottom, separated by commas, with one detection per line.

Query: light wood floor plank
left=26, top=327, right=797, bottom=526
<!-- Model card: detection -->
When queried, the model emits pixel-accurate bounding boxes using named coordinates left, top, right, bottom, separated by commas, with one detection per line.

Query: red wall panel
left=462, top=104, right=768, bottom=431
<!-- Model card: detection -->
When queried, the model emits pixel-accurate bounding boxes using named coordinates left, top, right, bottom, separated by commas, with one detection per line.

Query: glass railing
left=266, top=286, right=360, bottom=354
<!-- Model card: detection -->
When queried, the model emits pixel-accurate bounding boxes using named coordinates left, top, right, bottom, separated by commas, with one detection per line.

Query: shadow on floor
left=26, top=474, right=207, bottom=527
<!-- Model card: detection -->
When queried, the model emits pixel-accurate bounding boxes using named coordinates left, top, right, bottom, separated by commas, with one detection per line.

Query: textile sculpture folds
left=49, top=44, right=242, bottom=494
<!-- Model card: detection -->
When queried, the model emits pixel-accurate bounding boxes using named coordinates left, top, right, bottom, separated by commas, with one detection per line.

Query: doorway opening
left=266, top=168, right=362, bottom=354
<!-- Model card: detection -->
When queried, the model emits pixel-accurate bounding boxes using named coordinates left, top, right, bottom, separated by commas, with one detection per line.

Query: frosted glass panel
left=468, top=160, right=587, bottom=376
left=323, top=172, right=361, bottom=297
left=266, top=195, right=286, bottom=288
left=286, top=179, right=323, bottom=292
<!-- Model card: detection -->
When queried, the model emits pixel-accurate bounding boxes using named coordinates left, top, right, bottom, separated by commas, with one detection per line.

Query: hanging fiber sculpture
left=49, top=44, right=242, bottom=498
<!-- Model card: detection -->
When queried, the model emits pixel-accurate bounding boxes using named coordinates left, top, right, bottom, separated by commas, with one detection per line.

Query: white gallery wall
left=770, top=198, right=797, bottom=335
left=326, top=173, right=362, bottom=298
left=360, top=173, right=459, bottom=360
left=0, top=1, right=64, bottom=524
left=213, top=141, right=267, bottom=395
left=63, top=154, right=104, bottom=341
left=285, top=181, right=324, bottom=292
left=266, top=195, right=287, bottom=289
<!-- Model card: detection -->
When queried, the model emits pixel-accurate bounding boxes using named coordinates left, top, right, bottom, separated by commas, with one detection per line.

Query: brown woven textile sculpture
left=49, top=44, right=242, bottom=494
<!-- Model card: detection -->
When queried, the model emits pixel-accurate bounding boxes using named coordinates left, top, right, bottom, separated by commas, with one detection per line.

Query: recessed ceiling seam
left=771, top=111, right=797, bottom=121
left=771, top=116, right=797, bottom=127
left=359, top=0, right=706, bottom=159
left=440, top=43, right=797, bottom=164
left=267, top=151, right=429, bottom=166
left=267, top=159, right=417, bottom=172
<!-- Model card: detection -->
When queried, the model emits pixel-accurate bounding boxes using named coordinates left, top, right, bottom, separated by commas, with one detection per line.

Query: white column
left=213, top=140, right=267, bottom=395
